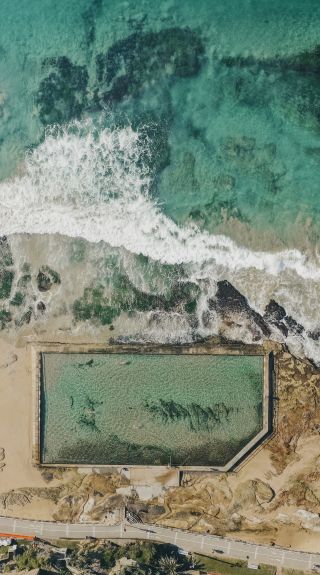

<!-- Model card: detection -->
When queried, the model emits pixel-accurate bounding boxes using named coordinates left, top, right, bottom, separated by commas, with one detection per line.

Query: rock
left=285, top=315, right=304, bottom=335
left=37, top=265, right=61, bottom=292
left=233, top=481, right=257, bottom=508
left=295, top=508, right=320, bottom=531
left=41, top=470, right=54, bottom=483
left=263, top=299, right=304, bottom=337
left=53, top=495, right=84, bottom=522
left=264, top=299, right=286, bottom=323
left=254, top=480, right=275, bottom=504
left=233, top=480, right=274, bottom=508
left=0, top=490, right=32, bottom=509
left=37, top=301, right=46, bottom=313
left=210, top=280, right=270, bottom=337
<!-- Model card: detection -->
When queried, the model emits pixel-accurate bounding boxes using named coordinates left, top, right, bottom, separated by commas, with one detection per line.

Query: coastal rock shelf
left=32, top=343, right=272, bottom=471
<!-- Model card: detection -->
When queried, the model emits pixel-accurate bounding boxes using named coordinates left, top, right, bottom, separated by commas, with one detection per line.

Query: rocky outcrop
left=263, top=299, right=304, bottom=337
left=0, top=448, right=5, bottom=472
left=209, top=280, right=270, bottom=337
left=37, top=266, right=61, bottom=292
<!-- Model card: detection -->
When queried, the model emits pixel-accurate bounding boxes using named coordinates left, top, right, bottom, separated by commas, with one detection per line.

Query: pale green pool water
left=40, top=352, right=264, bottom=466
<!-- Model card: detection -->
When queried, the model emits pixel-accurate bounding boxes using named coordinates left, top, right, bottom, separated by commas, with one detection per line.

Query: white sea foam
left=0, top=120, right=319, bottom=284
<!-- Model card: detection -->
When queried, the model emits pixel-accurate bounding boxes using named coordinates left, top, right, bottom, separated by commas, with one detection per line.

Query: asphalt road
left=0, top=516, right=319, bottom=570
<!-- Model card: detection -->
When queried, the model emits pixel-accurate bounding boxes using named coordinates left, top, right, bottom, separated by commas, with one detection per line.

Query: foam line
left=0, top=121, right=319, bottom=281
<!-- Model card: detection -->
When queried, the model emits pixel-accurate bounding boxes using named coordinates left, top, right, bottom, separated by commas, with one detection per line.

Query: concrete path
left=0, top=516, right=319, bottom=571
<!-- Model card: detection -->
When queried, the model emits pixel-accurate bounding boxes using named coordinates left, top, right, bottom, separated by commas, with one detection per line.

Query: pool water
left=40, top=352, right=264, bottom=466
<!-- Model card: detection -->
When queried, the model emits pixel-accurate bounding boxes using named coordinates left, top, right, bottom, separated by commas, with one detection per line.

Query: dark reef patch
left=94, top=27, right=204, bottom=106
left=220, top=48, right=320, bottom=128
left=221, top=45, right=320, bottom=77
left=81, top=0, right=102, bottom=47
left=37, top=56, right=88, bottom=125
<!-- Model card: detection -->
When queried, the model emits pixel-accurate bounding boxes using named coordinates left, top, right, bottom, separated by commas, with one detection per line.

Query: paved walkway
left=0, top=516, right=319, bottom=571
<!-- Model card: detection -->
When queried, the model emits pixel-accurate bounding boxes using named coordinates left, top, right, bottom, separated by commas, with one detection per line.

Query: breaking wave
left=0, top=120, right=319, bottom=279
left=0, top=120, right=320, bottom=362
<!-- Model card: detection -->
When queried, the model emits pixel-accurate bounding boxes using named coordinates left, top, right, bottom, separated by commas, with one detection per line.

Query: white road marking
left=0, top=519, right=318, bottom=569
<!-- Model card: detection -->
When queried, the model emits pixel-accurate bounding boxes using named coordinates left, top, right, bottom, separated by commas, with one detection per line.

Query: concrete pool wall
left=31, top=341, right=273, bottom=472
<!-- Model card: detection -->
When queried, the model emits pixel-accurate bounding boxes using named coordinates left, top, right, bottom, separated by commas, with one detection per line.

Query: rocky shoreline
left=0, top=338, right=318, bottom=551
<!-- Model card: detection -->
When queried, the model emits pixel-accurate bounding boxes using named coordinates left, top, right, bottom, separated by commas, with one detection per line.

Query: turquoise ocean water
left=0, top=0, right=319, bottom=360
left=40, top=353, right=264, bottom=465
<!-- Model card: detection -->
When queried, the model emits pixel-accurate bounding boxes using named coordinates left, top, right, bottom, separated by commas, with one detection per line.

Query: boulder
left=210, top=280, right=270, bottom=337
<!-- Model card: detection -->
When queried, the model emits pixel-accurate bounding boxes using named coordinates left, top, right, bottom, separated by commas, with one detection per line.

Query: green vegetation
left=0, top=310, right=11, bottom=329
left=73, top=270, right=199, bottom=325
left=194, top=554, right=276, bottom=575
left=71, top=541, right=191, bottom=574
left=0, top=237, right=13, bottom=267
left=10, top=291, right=25, bottom=306
left=0, top=270, right=14, bottom=299
left=1, top=541, right=278, bottom=575
left=73, top=286, right=119, bottom=325
left=15, top=547, right=50, bottom=571
left=17, top=273, right=31, bottom=288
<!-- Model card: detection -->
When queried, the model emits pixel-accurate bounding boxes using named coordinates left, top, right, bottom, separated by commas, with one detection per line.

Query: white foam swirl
left=0, top=120, right=319, bottom=281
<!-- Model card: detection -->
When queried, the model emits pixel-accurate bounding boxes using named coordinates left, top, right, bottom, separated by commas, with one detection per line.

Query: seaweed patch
left=143, top=399, right=235, bottom=432
left=94, top=27, right=204, bottom=106
left=36, top=56, right=88, bottom=125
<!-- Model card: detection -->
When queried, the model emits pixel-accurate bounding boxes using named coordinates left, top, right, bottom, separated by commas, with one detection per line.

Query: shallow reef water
left=0, top=0, right=319, bottom=363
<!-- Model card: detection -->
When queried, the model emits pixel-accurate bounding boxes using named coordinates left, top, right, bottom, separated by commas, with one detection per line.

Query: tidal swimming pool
left=39, top=352, right=266, bottom=467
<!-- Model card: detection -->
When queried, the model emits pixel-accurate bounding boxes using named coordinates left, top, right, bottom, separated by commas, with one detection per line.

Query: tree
left=158, top=556, right=180, bottom=575
left=127, top=542, right=157, bottom=564
left=15, top=548, right=49, bottom=571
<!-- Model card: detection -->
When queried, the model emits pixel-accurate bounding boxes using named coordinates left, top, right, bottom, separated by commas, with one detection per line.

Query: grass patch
left=49, top=539, right=80, bottom=551
left=194, top=554, right=276, bottom=575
